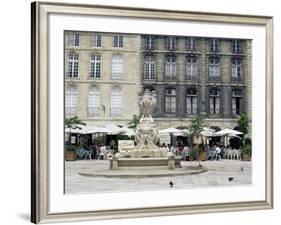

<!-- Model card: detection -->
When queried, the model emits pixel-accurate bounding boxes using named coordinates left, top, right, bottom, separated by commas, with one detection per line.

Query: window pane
left=92, top=34, right=101, bottom=47
left=88, top=87, right=100, bottom=117
left=112, top=55, right=123, bottom=79
left=111, top=88, right=122, bottom=117
left=65, top=86, right=77, bottom=118
left=67, top=54, right=79, bottom=78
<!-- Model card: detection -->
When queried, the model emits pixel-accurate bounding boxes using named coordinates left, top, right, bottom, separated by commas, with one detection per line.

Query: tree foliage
left=189, top=116, right=204, bottom=135
left=236, top=113, right=251, bottom=135
left=65, top=116, right=86, bottom=144
left=127, top=115, right=140, bottom=129
left=65, top=116, right=86, bottom=129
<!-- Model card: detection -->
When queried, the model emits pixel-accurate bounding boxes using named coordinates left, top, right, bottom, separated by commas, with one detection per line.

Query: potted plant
left=189, top=148, right=197, bottom=161
left=198, top=144, right=207, bottom=161
left=241, top=144, right=251, bottom=161
left=65, top=145, right=77, bottom=161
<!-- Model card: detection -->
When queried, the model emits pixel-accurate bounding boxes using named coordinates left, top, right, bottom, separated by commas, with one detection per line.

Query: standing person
left=91, top=144, right=97, bottom=160
left=219, top=143, right=225, bottom=159
left=182, top=145, right=190, bottom=161
left=214, top=144, right=221, bottom=160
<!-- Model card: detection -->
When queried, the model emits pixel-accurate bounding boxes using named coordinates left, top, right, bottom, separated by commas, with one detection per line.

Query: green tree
left=65, top=116, right=86, bottom=144
left=236, top=113, right=251, bottom=135
left=127, top=115, right=140, bottom=130
left=189, top=116, right=204, bottom=161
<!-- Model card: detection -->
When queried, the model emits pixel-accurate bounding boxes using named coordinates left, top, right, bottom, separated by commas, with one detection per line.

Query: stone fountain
left=110, top=89, right=181, bottom=170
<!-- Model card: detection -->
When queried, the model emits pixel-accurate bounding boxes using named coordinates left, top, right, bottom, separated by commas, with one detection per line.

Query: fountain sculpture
left=110, top=89, right=181, bottom=170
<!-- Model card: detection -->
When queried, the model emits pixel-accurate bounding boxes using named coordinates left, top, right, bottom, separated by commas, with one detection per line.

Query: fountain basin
left=110, top=156, right=181, bottom=170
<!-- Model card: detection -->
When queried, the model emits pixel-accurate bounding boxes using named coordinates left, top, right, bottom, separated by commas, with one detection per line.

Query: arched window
left=65, top=86, right=77, bottom=118
left=112, top=55, right=123, bottom=79
left=110, top=87, right=122, bottom=117
left=232, top=89, right=243, bottom=116
left=186, top=55, right=197, bottom=80
left=67, top=53, right=79, bottom=78
left=88, top=87, right=100, bottom=117
left=209, top=56, right=220, bottom=80
left=165, top=56, right=176, bottom=78
left=186, top=88, right=197, bottom=115
left=231, top=58, right=243, bottom=79
left=165, top=88, right=176, bottom=113
left=90, top=54, right=101, bottom=78
left=144, top=56, right=155, bottom=80
left=209, top=88, right=220, bottom=115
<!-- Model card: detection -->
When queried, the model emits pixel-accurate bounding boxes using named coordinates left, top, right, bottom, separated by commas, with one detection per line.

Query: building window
left=210, top=39, right=219, bottom=52
left=110, top=87, right=122, bottom=117
left=111, top=55, right=123, bottom=79
left=232, top=89, right=243, bottom=116
left=69, top=33, right=79, bottom=46
left=92, top=34, right=101, bottom=47
left=209, top=88, right=220, bottom=115
left=231, top=58, right=243, bottom=79
left=65, top=86, right=77, bottom=118
left=67, top=53, right=79, bottom=78
left=186, top=56, right=197, bottom=80
left=186, top=37, right=197, bottom=51
left=232, top=40, right=242, bottom=53
left=165, top=56, right=176, bottom=78
left=165, top=36, right=176, bottom=50
left=186, top=88, right=197, bottom=115
left=88, top=87, right=100, bottom=117
left=145, top=36, right=156, bottom=50
left=165, top=88, right=177, bottom=113
left=144, top=56, right=155, bottom=80
left=209, top=57, right=220, bottom=80
left=113, top=35, right=123, bottom=48
left=89, top=54, right=101, bottom=79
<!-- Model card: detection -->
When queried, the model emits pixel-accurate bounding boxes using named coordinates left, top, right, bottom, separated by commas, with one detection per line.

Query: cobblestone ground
left=65, top=159, right=252, bottom=194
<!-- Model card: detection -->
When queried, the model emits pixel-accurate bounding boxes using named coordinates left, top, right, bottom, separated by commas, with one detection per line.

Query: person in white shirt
left=214, top=144, right=221, bottom=160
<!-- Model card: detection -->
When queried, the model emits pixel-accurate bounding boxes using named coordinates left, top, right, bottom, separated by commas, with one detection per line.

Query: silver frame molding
left=31, top=1, right=274, bottom=224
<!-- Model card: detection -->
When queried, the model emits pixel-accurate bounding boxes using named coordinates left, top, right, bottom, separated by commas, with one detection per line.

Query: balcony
left=186, top=75, right=198, bottom=82
left=231, top=77, right=244, bottom=82
left=208, top=76, right=221, bottom=82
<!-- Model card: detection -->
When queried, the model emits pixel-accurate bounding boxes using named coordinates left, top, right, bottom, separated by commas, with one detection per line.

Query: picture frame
left=31, top=1, right=273, bottom=224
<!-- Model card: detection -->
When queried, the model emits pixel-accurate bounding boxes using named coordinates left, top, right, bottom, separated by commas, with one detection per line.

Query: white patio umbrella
left=159, top=127, right=181, bottom=134
left=104, top=124, right=124, bottom=135
left=65, top=125, right=97, bottom=134
left=159, top=128, right=182, bottom=146
left=216, top=128, right=243, bottom=136
left=216, top=128, right=243, bottom=147
left=173, top=129, right=190, bottom=136
left=121, top=127, right=135, bottom=137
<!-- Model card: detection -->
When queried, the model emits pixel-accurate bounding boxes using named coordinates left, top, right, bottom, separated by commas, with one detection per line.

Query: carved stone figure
left=135, top=89, right=159, bottom=149
left=138, top=89, right=157, bottom=122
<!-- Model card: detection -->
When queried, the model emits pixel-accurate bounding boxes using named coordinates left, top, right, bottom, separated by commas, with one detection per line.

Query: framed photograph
left=31, top=1, right=273, bottom=224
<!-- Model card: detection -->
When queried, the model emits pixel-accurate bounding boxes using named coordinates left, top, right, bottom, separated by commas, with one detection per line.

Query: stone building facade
left=140, top=35, right=251, bottom=129
left=64, top=31, right=140, bottom=126
left=64, top=31, right=251, bottom=129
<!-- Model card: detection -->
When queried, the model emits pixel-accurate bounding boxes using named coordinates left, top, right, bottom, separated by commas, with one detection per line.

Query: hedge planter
left=65, top=150, right=77, bottom=161
left=242, top=154, right=251, bottom=161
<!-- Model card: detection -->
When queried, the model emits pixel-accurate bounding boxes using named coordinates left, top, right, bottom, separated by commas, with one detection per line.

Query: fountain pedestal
left=110, top=89, right=181, bottom=170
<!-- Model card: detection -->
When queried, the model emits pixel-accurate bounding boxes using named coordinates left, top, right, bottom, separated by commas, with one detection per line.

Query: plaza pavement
left=65, top=159, right=252, bottom=194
